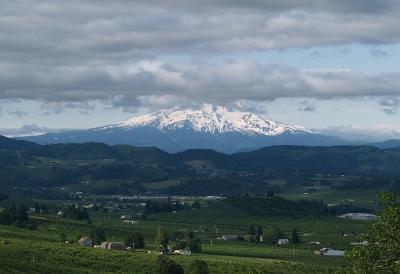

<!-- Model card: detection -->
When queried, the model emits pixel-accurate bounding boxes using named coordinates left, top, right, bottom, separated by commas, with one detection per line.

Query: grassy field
left=283, top=189, right=381, bottom=210
left=0, top=224, right=336, bottom=274
left=144, top=179, right=182, bottom=190
left=0, top=194, right=370, bottom=273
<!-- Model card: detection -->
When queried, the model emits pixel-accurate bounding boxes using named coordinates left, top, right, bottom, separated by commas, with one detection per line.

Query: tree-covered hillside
left=1, top=135, right=400, bottom=197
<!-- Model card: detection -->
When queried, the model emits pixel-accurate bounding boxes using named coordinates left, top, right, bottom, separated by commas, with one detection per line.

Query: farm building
left=314, top=248, right=345, bottom=256
left=221, top=235, right=239, bottom=241
left=173, top=249, right=191, bottom=256
left=99, top=242, right=127, bottom=250
left=338, top=213, right=377, bottom=221
left=108, top=242, right=127, bottom=250
left=277, top=239, right=289, bottom=245
left=122, top=220, right=138, bottom=224
left=78, top=236, right=93, bottom=247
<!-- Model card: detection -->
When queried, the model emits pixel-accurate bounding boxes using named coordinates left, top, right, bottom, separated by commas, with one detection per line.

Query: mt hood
left=20, top=104, right=343, bottom=153
left=106, top=104, right=311, bottom=135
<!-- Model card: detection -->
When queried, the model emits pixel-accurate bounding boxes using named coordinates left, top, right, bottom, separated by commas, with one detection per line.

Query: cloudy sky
left=0, top=0, right=399, bottom=140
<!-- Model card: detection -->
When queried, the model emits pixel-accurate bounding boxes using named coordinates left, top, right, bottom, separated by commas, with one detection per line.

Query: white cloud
left=0, top=124, right=63, bottom=137
left=1, top=1, right=400, bottom=111
left=379, top=97, right=400, bottom=114
left=319, top=124, right=400, bottom=142
left=298, top=101, right=317, bottom=112
left=3, top=60, right=400, bottom=111
left=0, top=1, right=400, bottom=64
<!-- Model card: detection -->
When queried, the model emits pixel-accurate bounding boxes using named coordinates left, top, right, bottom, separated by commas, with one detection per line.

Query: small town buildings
left=78, top=236, right=93, bottom=247
left=277, top=239, right=289, bottom=245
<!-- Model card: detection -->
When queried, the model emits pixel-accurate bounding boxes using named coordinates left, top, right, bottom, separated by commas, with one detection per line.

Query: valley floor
left=0, top=225, right=335, bottom=274
left=0, top=201, right=367, bottom=274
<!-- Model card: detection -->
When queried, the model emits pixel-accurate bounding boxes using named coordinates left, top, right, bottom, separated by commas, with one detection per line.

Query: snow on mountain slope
left=103, top=104, right=313, bottom=136
left=19, top=104, right=344, bottom=153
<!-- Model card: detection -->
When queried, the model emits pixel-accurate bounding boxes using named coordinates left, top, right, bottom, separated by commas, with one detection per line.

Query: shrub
left=125, top=232, right=145, bottom=249
left=153, top=256, right=184, bottom=274
left=188, top=260, right=209, bottom=274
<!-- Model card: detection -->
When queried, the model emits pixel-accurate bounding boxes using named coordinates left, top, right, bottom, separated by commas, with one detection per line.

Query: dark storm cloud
left=0, top=0, right=400, bottom=109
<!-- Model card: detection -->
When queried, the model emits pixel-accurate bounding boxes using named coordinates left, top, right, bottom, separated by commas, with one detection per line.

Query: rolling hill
left=0, top=135, right=37, bottom=150
left=370, top=139, right=400, bottom=149
left=1, top=134, right=400, bottom=196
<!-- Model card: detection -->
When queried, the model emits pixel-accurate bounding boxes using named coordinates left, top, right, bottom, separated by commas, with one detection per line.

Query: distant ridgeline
left=0, top=135, right=400, bottom=197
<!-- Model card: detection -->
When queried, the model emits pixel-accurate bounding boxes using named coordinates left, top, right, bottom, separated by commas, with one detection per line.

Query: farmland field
left=0, top=193, right=373, bottom=273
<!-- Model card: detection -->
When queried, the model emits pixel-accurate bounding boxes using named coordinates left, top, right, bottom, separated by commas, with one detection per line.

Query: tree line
left=0, top=204, right=36, bottom=229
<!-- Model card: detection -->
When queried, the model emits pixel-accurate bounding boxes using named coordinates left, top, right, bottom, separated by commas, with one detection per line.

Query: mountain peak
left=19, top=104, right=344, bottom=153
left=107, top=104, right=312, bottom=136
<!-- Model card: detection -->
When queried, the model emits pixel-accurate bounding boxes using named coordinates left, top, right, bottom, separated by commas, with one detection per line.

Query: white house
left=277, top=239, right=289, bottom=245
left=173, top=249, right=191, bottom=256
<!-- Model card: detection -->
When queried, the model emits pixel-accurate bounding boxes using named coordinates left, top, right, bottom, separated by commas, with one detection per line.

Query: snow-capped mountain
left=102, top=104, right=312, bottom=136
left=19, top=104, right=345, bottom=153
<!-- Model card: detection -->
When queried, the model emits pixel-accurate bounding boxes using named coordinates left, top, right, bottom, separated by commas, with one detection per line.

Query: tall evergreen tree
left=155, top=227, right=169, bottom=252
left=290, top=228, right=300, bottom=243
left=248, top=224, right=256, bottom=235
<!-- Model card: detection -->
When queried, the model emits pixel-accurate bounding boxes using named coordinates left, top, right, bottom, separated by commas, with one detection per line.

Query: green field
left=0, top=221, right=338, bottom=274
left=0, top=195, right=370, bottom=273
left=283, top=189, right=381, bottom=210
left=144, top=179, right=183, bottom=190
